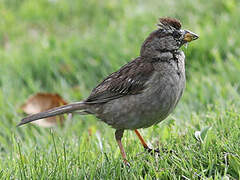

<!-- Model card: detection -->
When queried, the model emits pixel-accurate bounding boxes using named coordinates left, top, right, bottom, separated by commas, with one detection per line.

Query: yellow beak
left=183, top=30, right=199, bottom=42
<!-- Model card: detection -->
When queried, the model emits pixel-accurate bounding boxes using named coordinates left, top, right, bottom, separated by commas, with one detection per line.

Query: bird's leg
left=134, top=129, right=149, bottom=149
left=115, top=129, right=130, bottom=167
left=134, top=129, right=160, bottom=154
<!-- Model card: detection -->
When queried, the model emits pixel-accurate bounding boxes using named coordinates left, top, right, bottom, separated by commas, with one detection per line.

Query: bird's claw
left=122, top=159, right=131, bottom=168
left=144, top=147, right=160, bottom=155
left=144, top=147, right=175, bottom=155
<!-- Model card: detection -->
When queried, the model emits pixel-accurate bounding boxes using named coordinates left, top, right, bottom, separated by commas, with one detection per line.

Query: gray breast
left=95, top=51, right=186, bottom=130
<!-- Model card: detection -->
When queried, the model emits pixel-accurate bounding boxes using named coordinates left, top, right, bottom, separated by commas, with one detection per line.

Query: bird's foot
left=144, top=147, right=160, bottom=155
left=144, top=147, right=175, bottom=155
left=124, top=159, right=131, bottom=168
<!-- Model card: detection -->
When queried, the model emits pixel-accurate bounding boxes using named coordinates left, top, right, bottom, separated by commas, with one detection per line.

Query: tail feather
left=17, top=102, right=86, bottom=127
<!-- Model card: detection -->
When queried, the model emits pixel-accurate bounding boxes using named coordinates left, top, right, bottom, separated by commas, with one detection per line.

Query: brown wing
left=85, top=57, right=154, bottom=104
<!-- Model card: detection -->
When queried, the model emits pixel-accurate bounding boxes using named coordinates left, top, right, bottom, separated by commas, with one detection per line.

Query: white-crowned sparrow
left=18, top=17, right=198, bottom=165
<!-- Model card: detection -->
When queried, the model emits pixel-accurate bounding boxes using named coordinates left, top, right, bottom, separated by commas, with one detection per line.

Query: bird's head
left=140, top=17, right=198, bottom=57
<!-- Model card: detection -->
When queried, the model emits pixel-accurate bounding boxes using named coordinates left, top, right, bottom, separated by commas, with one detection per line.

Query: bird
left=18, top=17, right=198, bottom=166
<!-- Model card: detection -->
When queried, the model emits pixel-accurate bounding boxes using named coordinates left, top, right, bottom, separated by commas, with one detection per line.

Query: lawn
left=0, top=0, right=240, bottom=179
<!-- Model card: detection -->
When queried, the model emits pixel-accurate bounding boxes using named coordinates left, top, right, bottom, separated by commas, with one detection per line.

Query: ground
left=0, top=0, right=240, bottom=179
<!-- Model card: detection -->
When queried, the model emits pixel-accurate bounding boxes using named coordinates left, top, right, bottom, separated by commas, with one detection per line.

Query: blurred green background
left=0, top=0, right=240, bottom=179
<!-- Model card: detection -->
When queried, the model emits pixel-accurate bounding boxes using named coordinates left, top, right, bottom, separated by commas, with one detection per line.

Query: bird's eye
left=172, top=31, right=181, bottom=39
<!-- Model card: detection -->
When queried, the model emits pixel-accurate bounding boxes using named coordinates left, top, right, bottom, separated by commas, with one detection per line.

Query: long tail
left=17, top=102, right=87, bottom=127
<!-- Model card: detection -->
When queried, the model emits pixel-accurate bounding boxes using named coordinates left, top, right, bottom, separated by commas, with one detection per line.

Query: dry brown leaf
left=21, top=93, right=68, bottom=127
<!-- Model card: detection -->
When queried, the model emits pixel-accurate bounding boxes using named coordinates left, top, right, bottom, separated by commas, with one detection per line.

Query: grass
left=0, top=0, right=240, bottom=179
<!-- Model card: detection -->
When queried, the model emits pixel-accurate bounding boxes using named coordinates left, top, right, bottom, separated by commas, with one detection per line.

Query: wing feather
left=85, top=57, right=154, bottom=104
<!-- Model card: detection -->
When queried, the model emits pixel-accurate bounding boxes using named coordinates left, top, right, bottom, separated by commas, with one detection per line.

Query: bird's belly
left=96, top=69, right=185, bottom=130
